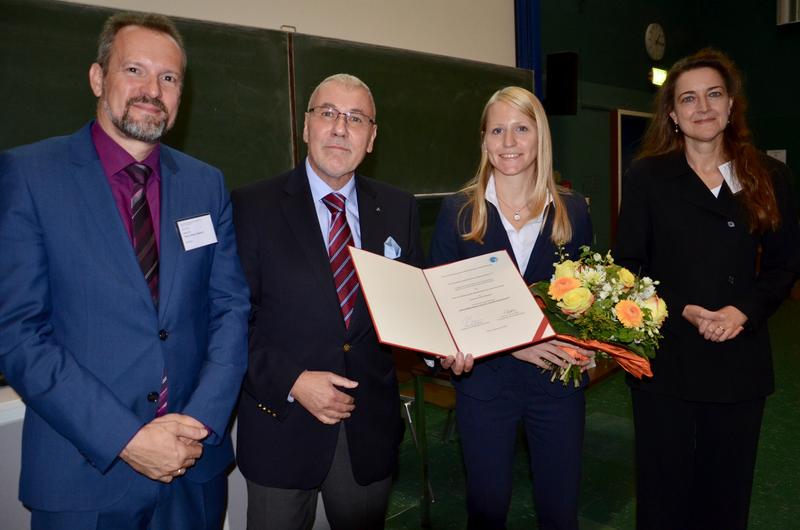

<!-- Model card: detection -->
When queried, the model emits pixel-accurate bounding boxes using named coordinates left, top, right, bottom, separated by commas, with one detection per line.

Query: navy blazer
left=0, top=124, right=250, bottom=510
left=614, top=152, right=800, bottom=402
left=232, top=164, right=423, bottom=489
left=429, top=190, right=593, bottom=400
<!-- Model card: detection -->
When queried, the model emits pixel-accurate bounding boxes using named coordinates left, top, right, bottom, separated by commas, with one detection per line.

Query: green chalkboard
left=292, top=34, right=534, bottom=194
left=0, top=0, right=293, bottom=188
left=2, top=0, right=533, bottom=194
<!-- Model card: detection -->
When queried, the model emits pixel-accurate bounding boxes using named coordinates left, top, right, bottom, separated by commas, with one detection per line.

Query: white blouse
left=710, top=160, right=741, bottom=198
left=485, top=174, right=552, bottom=275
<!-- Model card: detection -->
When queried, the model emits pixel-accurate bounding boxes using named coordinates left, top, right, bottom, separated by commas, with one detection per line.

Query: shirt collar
left=718, top=161, right=742, bottom=194
left=91, top=120, right=161, bottom=178
left=305, top=157, right=358, bottom=206
left=485, top=173, right=552, bottom=222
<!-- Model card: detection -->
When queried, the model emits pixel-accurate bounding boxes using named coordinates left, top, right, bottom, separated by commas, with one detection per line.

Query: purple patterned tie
left=125, top=163, right=167, bottom=416
left=126, top=163, right=159, bottom=305
left=322, top=193, right=359, bottom=328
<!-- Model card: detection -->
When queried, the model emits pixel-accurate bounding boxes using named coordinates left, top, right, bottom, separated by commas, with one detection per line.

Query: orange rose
left=615, top=300, right=643, bottom=328
left=548, top=277, right=581, bottom=300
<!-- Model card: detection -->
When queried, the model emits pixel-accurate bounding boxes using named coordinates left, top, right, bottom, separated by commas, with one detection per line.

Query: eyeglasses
left=307, top=106, right=376, bottom=128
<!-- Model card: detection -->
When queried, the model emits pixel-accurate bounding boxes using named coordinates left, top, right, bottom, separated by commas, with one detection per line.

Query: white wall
left=62, top=0, right=517, bottom=67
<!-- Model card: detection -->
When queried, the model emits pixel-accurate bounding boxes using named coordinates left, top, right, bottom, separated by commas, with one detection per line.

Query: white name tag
left=176, top=214, right=217, bottom=251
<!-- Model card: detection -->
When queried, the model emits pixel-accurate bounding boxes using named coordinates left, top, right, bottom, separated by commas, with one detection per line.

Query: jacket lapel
left=484, top=202, right=517, bottom=265
left=680, top=171, right=736, bottom=219
left=664, top=153, right=739, bottom=220
left=349, top=176, right=387, bottom=332
left=523, top=204, right=555, bottom=280
left=157, top=149, right=181, bottom=317
left=68, top=126, right=155, bottom=311
left=281, top=167, right=343, bottom=324
left=355, top=176, right=386, bottom=256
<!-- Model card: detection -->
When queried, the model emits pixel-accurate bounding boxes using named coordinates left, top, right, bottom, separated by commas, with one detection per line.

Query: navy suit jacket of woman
left=429, top=189, right=593, bottom=400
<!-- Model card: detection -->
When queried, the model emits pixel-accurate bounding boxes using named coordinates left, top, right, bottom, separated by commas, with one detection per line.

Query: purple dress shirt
left=91, top=121, right=161, bottom=251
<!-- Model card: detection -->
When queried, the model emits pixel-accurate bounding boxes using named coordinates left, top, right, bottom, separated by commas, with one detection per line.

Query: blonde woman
left=430, top=86, right=593, bottom=530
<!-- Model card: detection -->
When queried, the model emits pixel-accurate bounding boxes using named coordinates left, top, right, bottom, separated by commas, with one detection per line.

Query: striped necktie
left=126, top=163, right=159, bottom=305
left=125, top=163, right=167, bottom=416
left=322, top=193, right=359, bottom=329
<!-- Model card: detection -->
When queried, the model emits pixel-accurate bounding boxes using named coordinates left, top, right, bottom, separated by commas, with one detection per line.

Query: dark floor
left=386, top=299, right=800, bottom=529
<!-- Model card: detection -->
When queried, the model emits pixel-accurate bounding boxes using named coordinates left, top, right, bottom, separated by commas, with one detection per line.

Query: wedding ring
left=718, top=326, right=725, bottom=332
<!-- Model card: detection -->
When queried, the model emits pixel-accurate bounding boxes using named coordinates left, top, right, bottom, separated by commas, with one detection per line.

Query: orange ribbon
left=551, top=334, right=653, bottom=379
left=533, top=295, right=653, bottom=379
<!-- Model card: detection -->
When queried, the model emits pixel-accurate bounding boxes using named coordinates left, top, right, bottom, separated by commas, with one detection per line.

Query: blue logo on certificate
left=490, top=256, right=498, bottom=263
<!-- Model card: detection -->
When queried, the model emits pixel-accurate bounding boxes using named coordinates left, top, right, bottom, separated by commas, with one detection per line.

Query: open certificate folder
left=349, top=248, right=555, bottom=359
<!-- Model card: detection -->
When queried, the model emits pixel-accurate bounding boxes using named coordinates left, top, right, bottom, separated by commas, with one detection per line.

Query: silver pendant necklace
left=496, top=193, right=528, bottom=222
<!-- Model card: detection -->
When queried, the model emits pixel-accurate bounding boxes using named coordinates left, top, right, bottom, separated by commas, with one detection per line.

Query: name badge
left=176, top=214, right=217, bottom=251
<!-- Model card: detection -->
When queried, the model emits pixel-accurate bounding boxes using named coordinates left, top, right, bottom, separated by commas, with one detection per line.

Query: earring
left=673, top=121, right=679, bottom=134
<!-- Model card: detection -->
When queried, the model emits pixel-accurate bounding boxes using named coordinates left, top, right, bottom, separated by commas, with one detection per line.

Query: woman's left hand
left=512, top=340, right=595, bottom=371
left=683, top=304, right=747, bottom=342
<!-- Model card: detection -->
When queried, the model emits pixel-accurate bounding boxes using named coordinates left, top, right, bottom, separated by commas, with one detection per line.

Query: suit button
left=727, top=221, right=735, bottom=228
left=343, top=343, right=351, bottom=352
left=147, top=392, right=159, bottom=402
left=728, top=276, right=735, bottom=284
left=159, top=329, right=168, bottom=340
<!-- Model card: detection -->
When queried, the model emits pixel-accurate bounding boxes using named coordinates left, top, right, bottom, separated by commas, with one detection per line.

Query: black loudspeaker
left=545, top=52, right=579, bottom=115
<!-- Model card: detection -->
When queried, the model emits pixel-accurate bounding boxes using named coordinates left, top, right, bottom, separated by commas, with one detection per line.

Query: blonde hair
left=459, top=86, right=572, bottom=245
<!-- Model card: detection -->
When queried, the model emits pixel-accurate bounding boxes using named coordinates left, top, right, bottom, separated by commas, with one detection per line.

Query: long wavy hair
left=459, top=86, right=572, bottom=245
left=639, top=48, right=778, bottom=233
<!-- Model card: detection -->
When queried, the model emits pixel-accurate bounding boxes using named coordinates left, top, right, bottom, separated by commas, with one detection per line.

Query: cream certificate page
left=349, top=247, right=458, bottom=356
left=350, top=248, right=553, bottom=358
left=424, top=251, right=553, bottom=358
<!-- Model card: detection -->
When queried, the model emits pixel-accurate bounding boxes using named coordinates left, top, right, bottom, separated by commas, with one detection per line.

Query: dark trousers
left=31, top=472, right=227, bottom=530
left=246, top=424, right=392, bottom=530
left=457, top=377, right=585, bottom=530
left=631, top=388, right=765, bottom=530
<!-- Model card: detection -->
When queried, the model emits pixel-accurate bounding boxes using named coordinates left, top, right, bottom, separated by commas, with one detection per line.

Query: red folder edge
left=350, top=247, right=555, bottom=359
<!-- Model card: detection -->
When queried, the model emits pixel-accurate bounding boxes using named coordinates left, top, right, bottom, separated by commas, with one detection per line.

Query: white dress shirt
left=710, top=160, right=741, bottom=198
left=485, top=174, right=552, bottom=274
left=306, top=157, right=362, bottom=248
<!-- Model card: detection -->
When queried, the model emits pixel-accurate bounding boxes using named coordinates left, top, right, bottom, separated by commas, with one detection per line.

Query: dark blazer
left=614, top=152, right=800, bottom=402
left=429, top=190, right=593, bottom=400
left=0, top=124, right=250, bottom=511
left=232, top=164, right=423, bottom=489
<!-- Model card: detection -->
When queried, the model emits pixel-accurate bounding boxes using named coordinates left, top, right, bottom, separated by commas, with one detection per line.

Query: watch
left=645, top=23, right=666, bottom=61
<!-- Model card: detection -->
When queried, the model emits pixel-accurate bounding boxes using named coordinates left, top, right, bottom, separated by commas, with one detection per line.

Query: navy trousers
left=457, top=368, right=585, bottom=530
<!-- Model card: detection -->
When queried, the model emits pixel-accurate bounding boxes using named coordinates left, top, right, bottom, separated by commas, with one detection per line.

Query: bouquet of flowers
left=529, top=246, right=667, bottom=387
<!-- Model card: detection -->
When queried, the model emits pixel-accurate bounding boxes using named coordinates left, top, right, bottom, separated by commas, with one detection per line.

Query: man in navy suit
left=233, top=74, right=423, bottom=529
left=0, top=12, right=249, bottom=530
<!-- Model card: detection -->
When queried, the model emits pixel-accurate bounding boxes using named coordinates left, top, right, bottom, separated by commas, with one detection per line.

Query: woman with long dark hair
left=615, top=49, right=800, bottom=530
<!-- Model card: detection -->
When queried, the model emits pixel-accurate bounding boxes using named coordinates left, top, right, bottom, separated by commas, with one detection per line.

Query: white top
left=305, top=158, right=362, bottom=248
left=485, top=174, right=551, bottom=274
left=710, top=160, right=742, bottom=198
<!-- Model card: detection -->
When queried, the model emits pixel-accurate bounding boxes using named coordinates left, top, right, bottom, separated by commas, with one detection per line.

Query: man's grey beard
left=104, top=96, right=171, bottom=144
